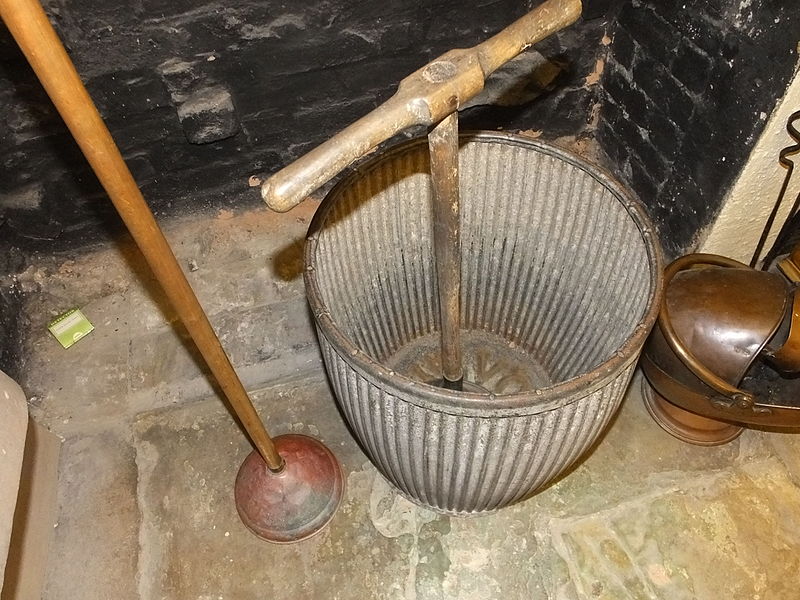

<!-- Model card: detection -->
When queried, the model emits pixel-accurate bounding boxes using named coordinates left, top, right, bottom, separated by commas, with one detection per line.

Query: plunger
left=0, top=0, right=343, bottom=543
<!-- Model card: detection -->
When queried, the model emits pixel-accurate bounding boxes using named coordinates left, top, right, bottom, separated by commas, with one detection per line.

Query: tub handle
left=261, top=0, right=582, bottom=213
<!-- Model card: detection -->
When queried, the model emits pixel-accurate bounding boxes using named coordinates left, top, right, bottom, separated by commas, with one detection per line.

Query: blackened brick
left=659, top=166, right=710, bottom=255
left=670, top=39, right=712, bottom=95
left=581, top=0, right=623, bottom=21
left=1, top=0, right=797, bottom=269
left=333, top=2, right=423, bottom=55
left=422, top=0, right=524, bottom=45
left=230, top=67, right=344, bottom=122
left=139, top=0, right=214, bottom=19
left=289, top=95, right=379, bottom=144
left=671, top=136, right=732, bottom=211
left=175, top=85, right=240, bottom=144
left=86, top=68, right=172, bottom=119
left=228, top=31, right=378, bottom=79
left=632, top=54, right=694, bottom=129
left=124, top=154, right=157, bottom=186
left=58, top=0, right=144, bottom=35
left=662, top=167, right=704, bottom=217
left=105, top=107, right=176, bottom=155
left=552, top=88, right=596, bottom=128
left=630, top=135, right=671, bottom=184
left=639, top=107, right=683, bottom=162
left=610, top=25, right=637, bottom=70
left=617, top=2, right=678, bottom=69
left=1, top=79, right=62, bottom=143
left=609, top=103, right=648, bottom=153
left=680, top=108, right=714, bottom=156
left=604, top=61, right=651, bottom=125
left=603, top=88, right=658, bottom=166
left=600, top=93, right=623, bottom=126
left=651, top=3, right=726, bottom=57
left=626, top=155, right=660, bottom=205
left=544, top=19, right=608, bottom=82
left=596, top=117, right=630, bottom=171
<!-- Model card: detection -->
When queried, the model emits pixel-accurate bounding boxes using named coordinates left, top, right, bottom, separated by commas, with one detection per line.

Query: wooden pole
left=0, top=0, right=284, bottom=470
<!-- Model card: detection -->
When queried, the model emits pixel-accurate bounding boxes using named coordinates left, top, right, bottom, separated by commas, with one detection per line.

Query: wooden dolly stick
left=0, top=0, right=284, bottom=471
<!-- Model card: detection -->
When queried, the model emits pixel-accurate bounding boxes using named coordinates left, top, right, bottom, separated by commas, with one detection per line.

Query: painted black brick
left=423, top=0, right=525, bottom=45
left=603, top=61, right=650, bottom=126
left=626, top=154, right=660, bottom=207
left=85, top=69, right=172, bottom=118
left=639, top=104, right=683, bottom=162
left=139, top=0, right=213, bottom=20
left=604, top=93, right=645, bottom=150
left=649, top=2, right=728, bottom=58
left=631, top=132, right=671, bottom=184
left=610, top=25, right=636, bottom=70
left=581, top=0, right=625, bottom=21
left=0, top=283, right=24, bottom=377
left=599, top=0, right=800, bottom=260
left=551, top=88, right=597, bottom=130
left=631, top=53, right=694, bottom=130
left=601, top=93, right=672, bottom=186
left=616, top=2, right=676, bottom=69
left=679, top=111, right=741, bottom=204
left=464, top=84, right=595, bottom=137
left=596, top=117, right=629, bottom=169
left=670, top=39, right=713, bottom=96
left=658, top=163, right=711, bottom=256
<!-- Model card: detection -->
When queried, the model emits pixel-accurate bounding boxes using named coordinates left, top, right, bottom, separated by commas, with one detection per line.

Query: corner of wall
left=698, top=65, right=800, bottom=263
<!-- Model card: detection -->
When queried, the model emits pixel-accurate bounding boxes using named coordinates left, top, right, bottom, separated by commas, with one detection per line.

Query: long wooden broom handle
left=0, top=0, right=284, bottom=471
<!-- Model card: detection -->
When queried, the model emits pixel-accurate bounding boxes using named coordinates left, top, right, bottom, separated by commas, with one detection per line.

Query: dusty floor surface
left=14, top=201, right=800, bottom=599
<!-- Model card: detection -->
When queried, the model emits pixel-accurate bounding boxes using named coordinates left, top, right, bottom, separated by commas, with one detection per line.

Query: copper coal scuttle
left=642, top=110, right=800, bottom=445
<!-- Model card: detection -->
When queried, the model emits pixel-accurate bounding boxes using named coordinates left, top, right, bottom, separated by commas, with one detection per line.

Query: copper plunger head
left=234, top=434, right=344, bottom=543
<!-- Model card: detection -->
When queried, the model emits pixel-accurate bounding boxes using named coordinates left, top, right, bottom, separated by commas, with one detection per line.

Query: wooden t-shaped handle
left=262, top=0, right=582, bottom=212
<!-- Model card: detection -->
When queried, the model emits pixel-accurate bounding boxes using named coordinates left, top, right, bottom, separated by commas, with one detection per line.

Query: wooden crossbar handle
left=262, top=0, right=582, bottom=212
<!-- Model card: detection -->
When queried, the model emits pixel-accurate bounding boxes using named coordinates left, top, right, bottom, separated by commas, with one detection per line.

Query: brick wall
left=597, top=0, right=800, bottom=258
left=0, top=0, right=607, bottom=252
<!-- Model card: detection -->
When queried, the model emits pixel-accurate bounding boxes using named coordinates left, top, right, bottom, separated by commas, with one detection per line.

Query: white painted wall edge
left=699, top=65, right=800, bottom=264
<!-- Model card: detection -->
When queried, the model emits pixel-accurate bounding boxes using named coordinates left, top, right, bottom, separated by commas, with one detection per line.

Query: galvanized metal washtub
left=305, top=132, right=662, bottom=514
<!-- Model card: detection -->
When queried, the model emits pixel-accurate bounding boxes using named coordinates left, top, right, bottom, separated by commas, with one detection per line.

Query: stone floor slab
left=129, top=373, right=798, bottom=600
left=134, top=377, right=583, bottom=600
left=550, top=457, right=800, bottom=599
left=42, top=429, right=140, bottom=600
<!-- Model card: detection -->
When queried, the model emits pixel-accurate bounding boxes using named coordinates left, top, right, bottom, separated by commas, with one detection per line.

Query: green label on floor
left=48, top=308, right=94, bottom=348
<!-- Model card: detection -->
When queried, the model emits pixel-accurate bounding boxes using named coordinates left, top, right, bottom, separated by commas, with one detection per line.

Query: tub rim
left=304, top=131, right=664, bottom=417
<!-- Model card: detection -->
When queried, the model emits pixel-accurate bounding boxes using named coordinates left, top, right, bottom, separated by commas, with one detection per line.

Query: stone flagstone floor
left=13, top=203, right=800, bottom=599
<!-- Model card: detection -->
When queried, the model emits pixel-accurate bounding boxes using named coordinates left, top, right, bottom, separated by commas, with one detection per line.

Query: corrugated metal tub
left=304, top=132, right=662, bottom=514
